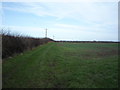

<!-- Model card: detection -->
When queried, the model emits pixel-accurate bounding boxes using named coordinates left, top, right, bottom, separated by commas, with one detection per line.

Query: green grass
left=3, top=42, right=118, bottom=88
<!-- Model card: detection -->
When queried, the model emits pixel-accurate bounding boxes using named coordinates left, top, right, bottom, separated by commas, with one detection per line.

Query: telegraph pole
left=53, top=35, right=54, bottom=40
left=45, top=28, right=47, bottom=38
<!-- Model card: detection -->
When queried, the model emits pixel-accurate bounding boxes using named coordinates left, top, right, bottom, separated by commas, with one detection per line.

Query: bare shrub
left=1, top=28, right=53, bottom=59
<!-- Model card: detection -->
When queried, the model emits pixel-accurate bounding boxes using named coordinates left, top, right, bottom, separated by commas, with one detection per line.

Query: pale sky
left=1, top=1, right=118, bottom=41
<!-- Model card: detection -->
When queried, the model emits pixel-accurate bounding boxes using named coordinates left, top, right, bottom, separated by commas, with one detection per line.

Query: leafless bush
left=1, top=28, right=53, bottom=59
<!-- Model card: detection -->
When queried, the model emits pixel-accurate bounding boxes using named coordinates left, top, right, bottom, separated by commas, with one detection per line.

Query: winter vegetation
left=1, top=29, right=53, bottom=59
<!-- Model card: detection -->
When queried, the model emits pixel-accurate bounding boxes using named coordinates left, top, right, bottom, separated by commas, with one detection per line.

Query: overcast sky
left=2, top=1, right=118, bottom=41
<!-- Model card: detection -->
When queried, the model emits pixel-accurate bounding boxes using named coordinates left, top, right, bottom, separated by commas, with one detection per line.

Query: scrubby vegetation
left=1, top=29, right=53, bottom=59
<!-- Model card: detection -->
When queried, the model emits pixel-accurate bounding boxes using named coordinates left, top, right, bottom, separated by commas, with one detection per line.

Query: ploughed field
left=3, top=42, right=118, bottom=88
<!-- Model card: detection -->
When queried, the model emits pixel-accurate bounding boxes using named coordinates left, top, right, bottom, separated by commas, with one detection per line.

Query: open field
left=3, top=42, right=118, bottom=88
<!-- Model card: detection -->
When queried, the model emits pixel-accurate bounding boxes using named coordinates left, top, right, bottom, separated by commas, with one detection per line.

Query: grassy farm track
left=3, top=42, right=118, bottom=88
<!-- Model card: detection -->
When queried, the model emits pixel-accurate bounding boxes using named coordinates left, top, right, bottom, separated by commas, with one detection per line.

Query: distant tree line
left=1, top=29, right=53, bottom=59
left=55, top=41, right=119, bottom=43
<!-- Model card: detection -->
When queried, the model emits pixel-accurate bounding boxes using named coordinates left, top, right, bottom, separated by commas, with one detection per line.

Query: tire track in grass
left=3, top=42, right=72, bottom=88
left=33, top=43, right=59, bottom=88
left=30, top=42, right=66, bottom=88
left=3, top=43, right=54, bottom=88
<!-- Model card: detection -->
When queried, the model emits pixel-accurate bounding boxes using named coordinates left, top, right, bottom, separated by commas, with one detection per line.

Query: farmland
left=3, top=42, right=118, bottom=88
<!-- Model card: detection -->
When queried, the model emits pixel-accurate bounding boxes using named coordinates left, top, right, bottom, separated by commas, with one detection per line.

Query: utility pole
left=45, top=28, right=47, bottom=38
left=53, top=35, right=54, bottom=40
